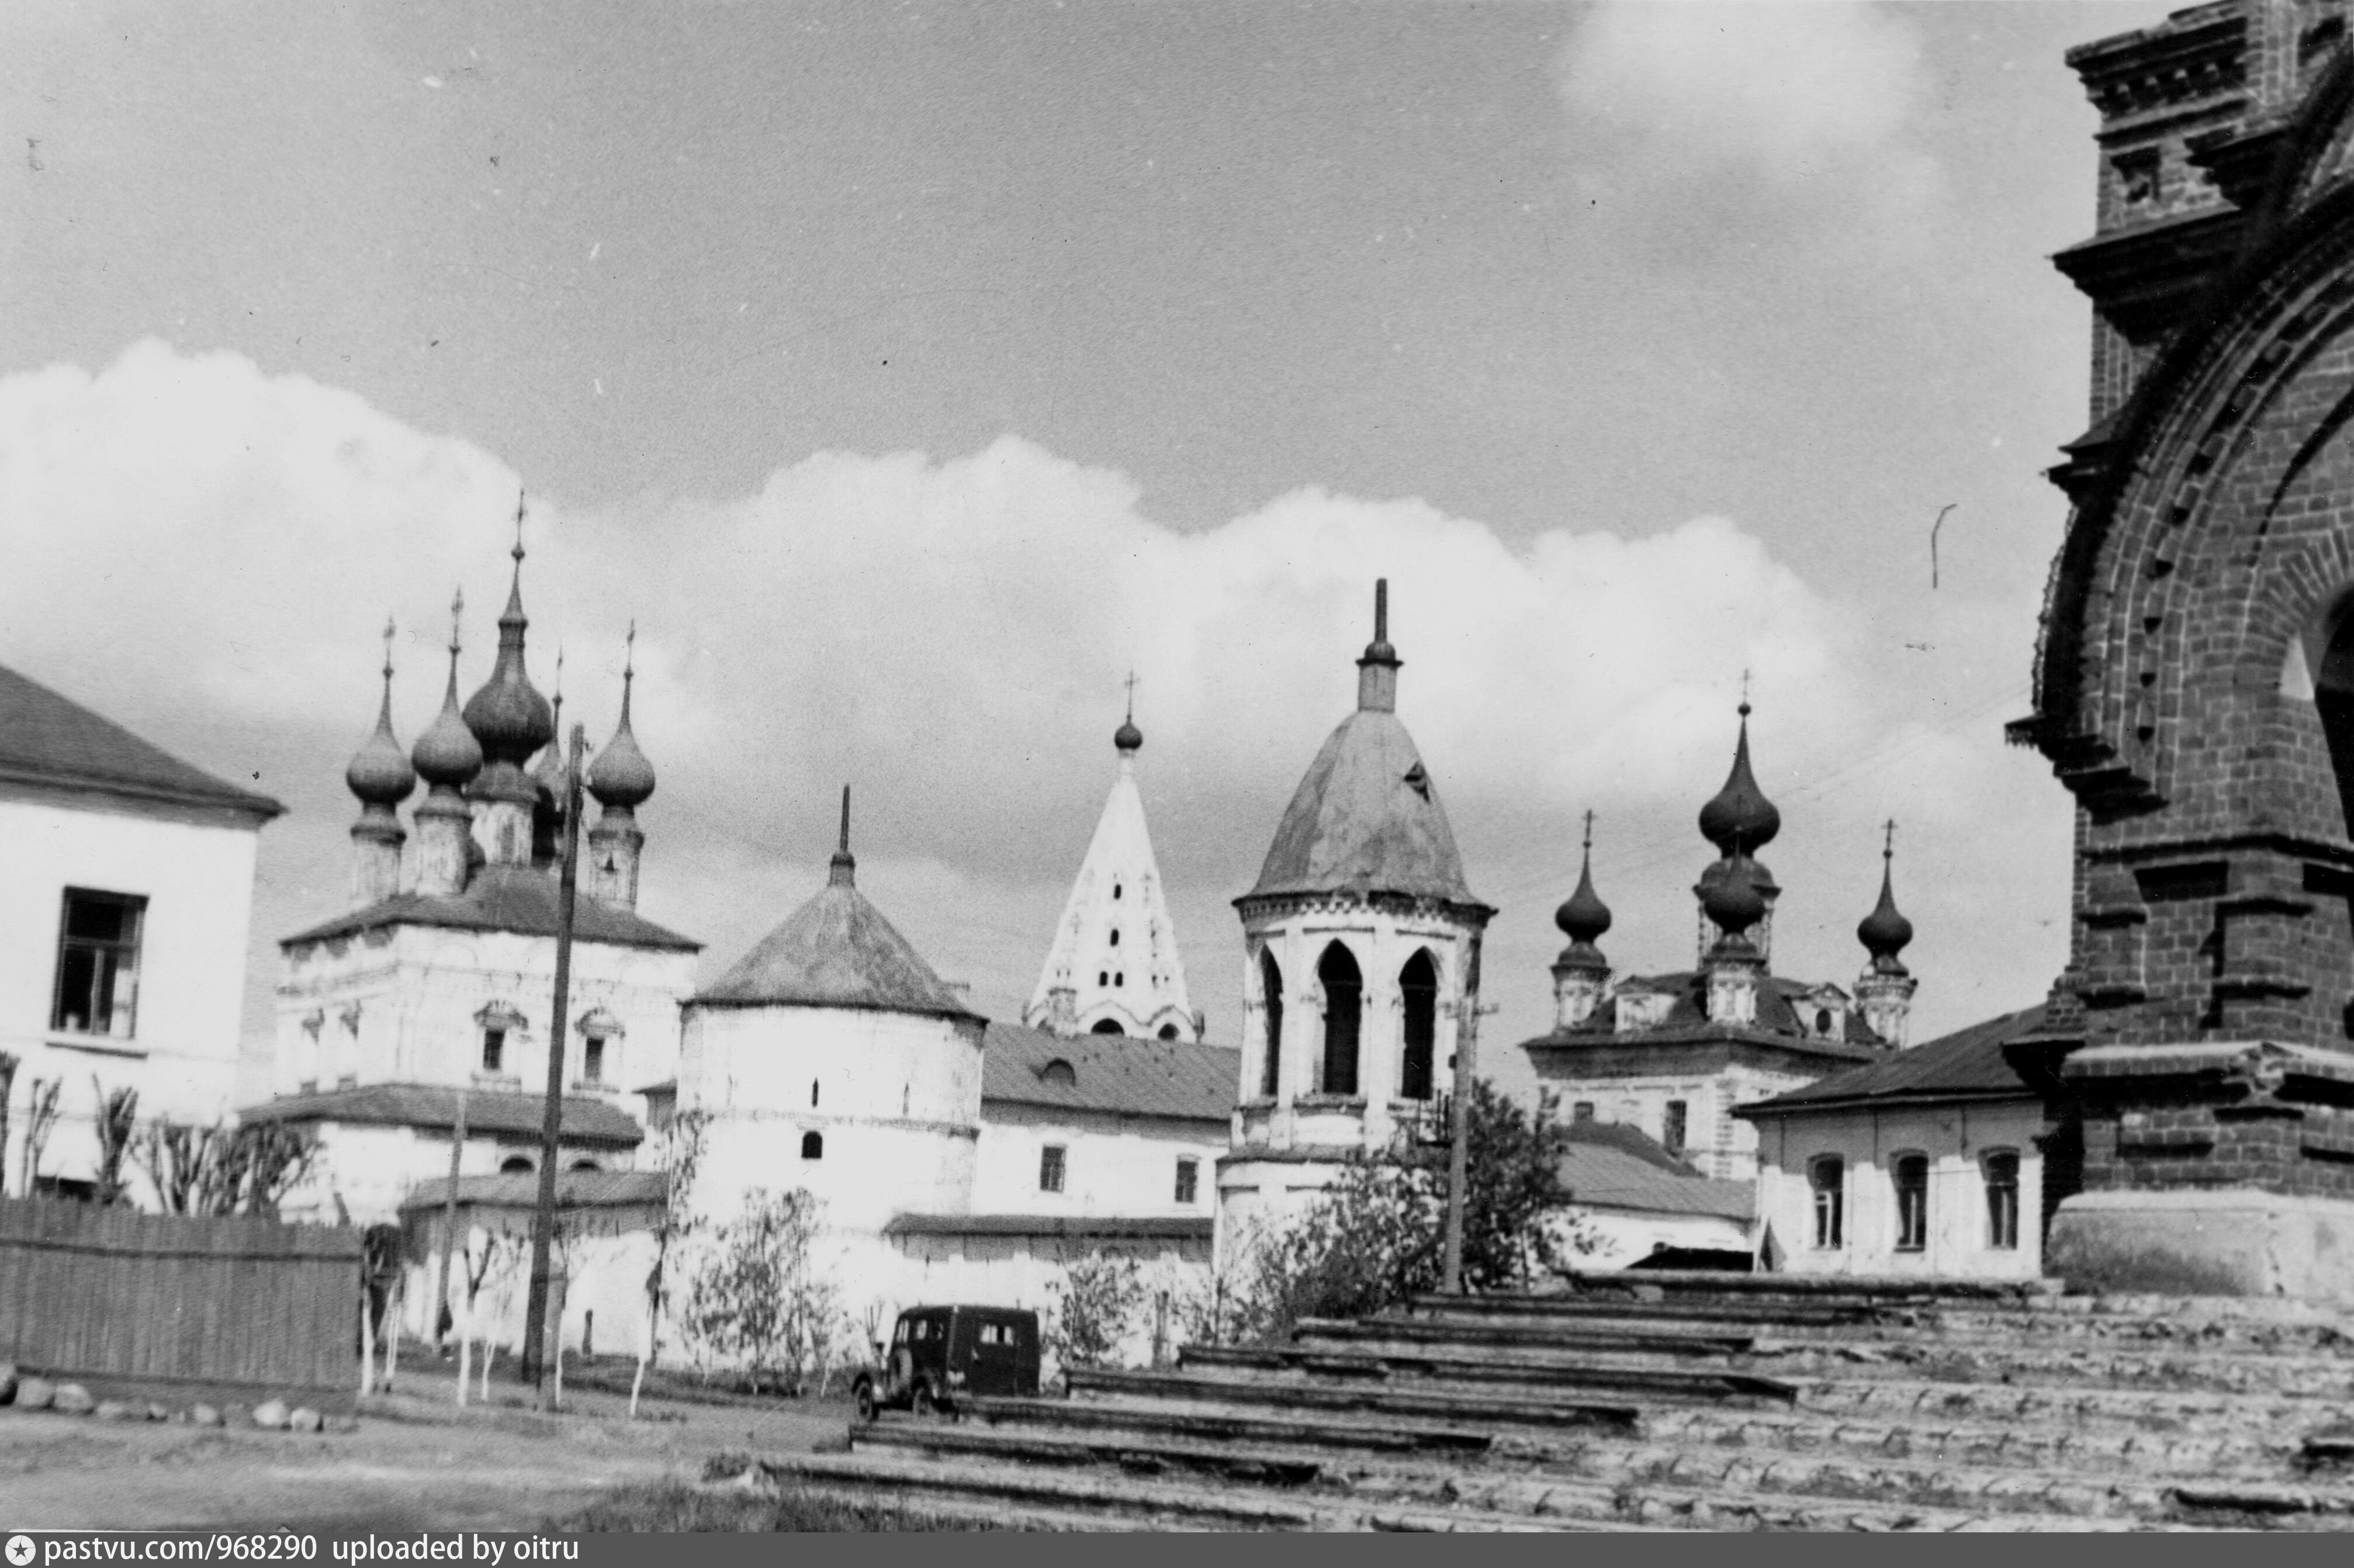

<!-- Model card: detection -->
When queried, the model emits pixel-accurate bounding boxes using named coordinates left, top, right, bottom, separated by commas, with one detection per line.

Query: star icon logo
left=6, top=1534, right=34, bottom=1566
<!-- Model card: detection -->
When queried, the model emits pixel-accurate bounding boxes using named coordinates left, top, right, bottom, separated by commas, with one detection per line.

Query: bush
left=681, top=1188, right=846, bottom=1394
left=1046, top=1251, right=1145, bottom=1369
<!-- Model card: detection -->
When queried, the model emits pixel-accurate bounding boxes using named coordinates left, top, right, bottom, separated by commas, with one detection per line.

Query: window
left=1894, top=1154, right=1930, bottom=1252
left=500, top=1156, right=533, bottom=1174
left=1317, top=943, right=1362, bottom=1096
left=1809, top=1157, right=1844, bottom=1249
left=1984, top=1150, right=2020, bottom=1251
left=1040, top=1144, right=1066, bottom=1193
left=1041, top=1059, right=1077, bottom=1085
left=2116, top=147, right=2161, bottom=206
left=811, top=1078, right=820, bottom=1107
left=1175, top=1157, right=1199, bottom=1204
left=481, top=1029, right=506, bottom=1074
left=801, top=1131, right=824, bottom=1161
left=1109, top=929, right=1120, bottom=947
left=581, top=1034, right=607, bottom=1086
left=1113, top=882, right=1122, bottom=900
left=1258, top=951, right=1284, bottom=1098
left=569, top=1159, right=600, bottom=1172
left=1157, top=1023, right=1179, bottom=1041
left=1814, top=1008, right=1833, bottom=1036
left=1090, top=1019, right=1122, bottom=1036
left=1398, top=949, right=1438, bottom=1100
left=1662, top=1101, right=1688, bottom=1157
left=1098, top=971, right=1109, bottom=985
left=1572, top=1101, right=1595, bottom=1123
left=51, top=889, right=146, bottom=1038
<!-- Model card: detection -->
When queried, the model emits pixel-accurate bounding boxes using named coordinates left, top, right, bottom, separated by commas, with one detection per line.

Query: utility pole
left=521, top=721, right=586, bottom=1394
left=1441, top=932, right=1483, bottom=1294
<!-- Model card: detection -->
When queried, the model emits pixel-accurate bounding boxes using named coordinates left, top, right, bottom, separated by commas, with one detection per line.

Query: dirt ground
left=0, top=1365, right=850, bottom=1532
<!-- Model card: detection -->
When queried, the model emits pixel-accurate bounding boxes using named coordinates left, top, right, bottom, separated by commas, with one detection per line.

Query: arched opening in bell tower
left=2311, top=594, right=2354, bottom=836
left=1258, top=950, right=1284, bottom=1098
left=1398, top=949, right=1438, bottom=1100
left=1317, top=943, right=1362, bottom=1096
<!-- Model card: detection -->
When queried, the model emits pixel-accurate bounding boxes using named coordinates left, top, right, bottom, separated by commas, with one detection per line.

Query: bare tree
left=0, top=1051, right=18, bottom=1197
left=91, top=1081, right=139, bottom=1205
left=133, top=1121, right=316, bottom=1217
left=21, top=1080, right=61, bottom=1196
left=631, top=1108, right=707, bottom=1418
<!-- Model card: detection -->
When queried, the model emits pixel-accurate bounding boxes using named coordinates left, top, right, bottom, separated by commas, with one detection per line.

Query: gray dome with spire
left=1698, top=701, right=1781, bottom=858
left=587, top=641, right=656, bottom=809
left=347, top=634, right=416, bottom=806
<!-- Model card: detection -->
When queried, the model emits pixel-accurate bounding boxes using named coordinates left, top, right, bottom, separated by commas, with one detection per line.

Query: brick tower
left=2017, top=0, right=2354, bottom=1299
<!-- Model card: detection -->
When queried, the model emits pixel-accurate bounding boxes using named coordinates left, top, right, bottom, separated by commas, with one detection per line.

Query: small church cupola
left=1694, top=696, right=1783, bottom=965
left=411, top=592, right=485, bottom=898
left=1550, top=812, right=1613, bottom=1029
left=1113, top=688, right=1144, bottom=756
left=345, top=618, right=416, bottom=906
left=462, top=498, right=557, bottom=867
left=1699, top=854, right=1769, bottom=1027
left=1854, top=821, right=1920, bottom=1048
left=1355, top=579, right=1403, bottom=714
left=586, top=626, right=657, bottom=909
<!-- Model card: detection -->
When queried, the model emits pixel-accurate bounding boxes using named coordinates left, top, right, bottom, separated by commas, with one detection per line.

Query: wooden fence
left=0, top=1197, right=361, bottom=1396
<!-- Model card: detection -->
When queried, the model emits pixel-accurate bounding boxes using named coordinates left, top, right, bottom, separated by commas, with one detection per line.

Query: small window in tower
left=1175, top=1157, right=1199, bottom=1204
left=1115, top=972, right=1124, bottom=987
left=1109, top=929, right=1120, bottom=947
left=482, top=1028, right=506, bottom=1074
left=1098, top=971, right=1109, bottom=986
left=801, top=1131, right=824, bottom=1160
left=2116, top=147, right=2160, bottom=207
left=811, top=1078, right=820, bottom=1108
left=1040, top=1144, right=1067, bottom=1194
left=1113, top=883, right=1123, bottom=899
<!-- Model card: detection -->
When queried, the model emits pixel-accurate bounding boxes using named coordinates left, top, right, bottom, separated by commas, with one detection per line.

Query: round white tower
left=1218, top=581, right=1493, bottom=1250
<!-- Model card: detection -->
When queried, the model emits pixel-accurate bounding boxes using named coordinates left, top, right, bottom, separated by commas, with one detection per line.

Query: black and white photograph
left=3, top=0, right=2354, bottom=1536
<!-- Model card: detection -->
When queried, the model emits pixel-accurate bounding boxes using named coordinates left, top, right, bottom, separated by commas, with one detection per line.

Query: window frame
left=1808, top=1155, right=1845, bottom=1251
left=1892, top=1152, right=1931, bottom=1253
left=50, top=888, right=148, bottom=1040
left=1174, top=1156, right=1199, bottom=1205
left=1661, top=1100, right=1688, bottom=1158
left=1982, top=1148, right=2021, bottom=1252
left=801, top=1130, right=824, bottom=1161
left=1039, top=1143, right=1067, bottom=1194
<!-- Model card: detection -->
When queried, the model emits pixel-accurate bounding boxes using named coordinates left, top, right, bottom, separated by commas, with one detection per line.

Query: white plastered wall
left=972, top=1100, right=1224, bottom=1218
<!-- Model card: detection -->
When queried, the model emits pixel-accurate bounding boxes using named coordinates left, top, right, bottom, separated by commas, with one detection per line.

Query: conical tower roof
left=1243, top=582, right=1483, bottom=908
left=695, top=788, right=980, bottom=1020
left=1026, top=696, right=1194, bottom=1039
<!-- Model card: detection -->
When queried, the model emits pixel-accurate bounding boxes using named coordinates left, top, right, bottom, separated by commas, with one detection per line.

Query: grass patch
left=558, top=1479, right=997, bottom=1532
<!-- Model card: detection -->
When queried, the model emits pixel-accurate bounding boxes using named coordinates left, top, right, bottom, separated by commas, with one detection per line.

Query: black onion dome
left=1702, top=854, right=1768, bottom=935
left=587, top=673, right=656, bottom=809
left=1114, top=715, right=1144, bottom=753
left=413, top=656, right=484, bottom=787
left=1555, top=855, right=1611, bottom=946
left=1858, top=854, right=1915, bottom=967
left=1698, top=702, right=1781, bottom=857
left=346, top=673, right=416, bottom=806
left=462, top=563, right=555, bottom=766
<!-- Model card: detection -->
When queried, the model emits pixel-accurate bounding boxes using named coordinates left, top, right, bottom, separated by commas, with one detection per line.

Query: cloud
left=1555, top=2, right=1940, bottom=257
left=0, top=341, right=2066, bottom=1090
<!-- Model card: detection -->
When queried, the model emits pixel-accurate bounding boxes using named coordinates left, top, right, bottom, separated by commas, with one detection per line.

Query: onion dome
left=1698, top=700, right=1781, bottom=858
left=461, top=522, right=556, bottom=769
left=346, top=622, right=416, bottom=806
left=587, top=632, right=657, bottom=809
left=1114, top=711, right=1143, bottom=754
left=1858, top=822, right=1915, bottom=972
left=413, top=597, right=485, bottom=788
left=1702, top=853, right=1768, bottom=936
left=1554, top=812, right=1612, bottom=947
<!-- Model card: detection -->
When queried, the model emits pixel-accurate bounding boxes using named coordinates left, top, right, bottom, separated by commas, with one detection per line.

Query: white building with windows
left=1219, top=583, right=1493, bottom=1249
left=0, top=663, right=282, bottom=1200
left=252, top=550, right=700, bottom=1240
left=1736, top=1006, right=2048, bottom=1280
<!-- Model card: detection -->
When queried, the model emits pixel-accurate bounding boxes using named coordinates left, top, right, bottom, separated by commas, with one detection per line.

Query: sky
left=0, top=1, right=2181, bottom=1105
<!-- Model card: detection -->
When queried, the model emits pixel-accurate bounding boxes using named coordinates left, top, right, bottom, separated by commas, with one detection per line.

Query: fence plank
left=0, top=1197, right=360, bottom=1394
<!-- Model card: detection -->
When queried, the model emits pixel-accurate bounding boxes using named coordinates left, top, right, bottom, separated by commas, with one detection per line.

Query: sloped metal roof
left=1735, top=1004, right=2047, bottom=1118
left=398, top=1168, right=666, bottom=1212
left=883, top=1213, right=1213, bottom=1240
left=282, top=864, right=700, bottom=951
left=1557, top=1122, right=1754, bottom=1221
left=0, top=663, right=282, bottom=821
left=694, top=877, right=980, bottom=1020
left=981, top=1022, right=1237, bottom=1122
left=238, top=1081, right=645, bottom=1146
left=1517, top=971, right=1889, bottom=1065
left=1244, top=709, right=1483, bottom=906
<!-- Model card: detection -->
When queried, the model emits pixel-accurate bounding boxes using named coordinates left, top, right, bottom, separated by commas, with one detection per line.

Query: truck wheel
left=912, top=1382, right=939, bottom=1418
left=853, top=1380, right=877, bottom=1423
